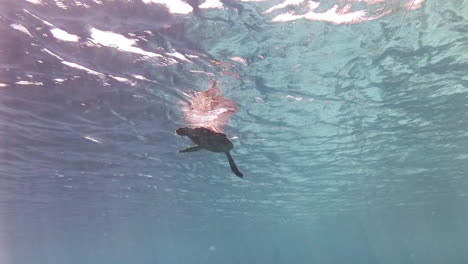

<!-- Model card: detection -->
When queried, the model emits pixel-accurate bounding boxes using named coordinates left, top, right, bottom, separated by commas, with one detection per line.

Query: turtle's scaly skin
left=176, top=127, right=233, bottom=153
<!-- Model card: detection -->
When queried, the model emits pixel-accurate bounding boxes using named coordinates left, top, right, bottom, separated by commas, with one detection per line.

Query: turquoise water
left=1, top=0, right=468, bottom=263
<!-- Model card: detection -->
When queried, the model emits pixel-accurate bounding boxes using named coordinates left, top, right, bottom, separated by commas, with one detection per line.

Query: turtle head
left=176, top=127, right=191, bottom=136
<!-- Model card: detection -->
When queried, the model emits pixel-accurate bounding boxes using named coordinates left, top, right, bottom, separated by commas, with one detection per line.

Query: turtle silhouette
left=176, top=127, right=244, bottom=178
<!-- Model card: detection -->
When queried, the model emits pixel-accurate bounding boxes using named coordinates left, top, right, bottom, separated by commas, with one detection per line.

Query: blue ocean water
left=1, top=0, right=468, bottom=263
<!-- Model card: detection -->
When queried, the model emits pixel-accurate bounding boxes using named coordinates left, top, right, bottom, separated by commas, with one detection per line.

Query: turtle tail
left=225, top=152, right=243, bottom=178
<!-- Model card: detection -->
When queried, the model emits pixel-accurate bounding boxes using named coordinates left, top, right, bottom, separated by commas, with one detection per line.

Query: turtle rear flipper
left=179, top=146, right=202, bottom=152
left=225, top=152, right=244, bottom=178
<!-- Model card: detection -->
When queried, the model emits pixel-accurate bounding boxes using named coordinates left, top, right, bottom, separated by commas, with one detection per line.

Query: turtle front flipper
left=225, top=152, right=244, bottom=178
left=179, top=146, right=202, bottom=152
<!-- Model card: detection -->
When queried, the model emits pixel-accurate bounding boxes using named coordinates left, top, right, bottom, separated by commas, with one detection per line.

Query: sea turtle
left=176, top=127, right=244, bottom=178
